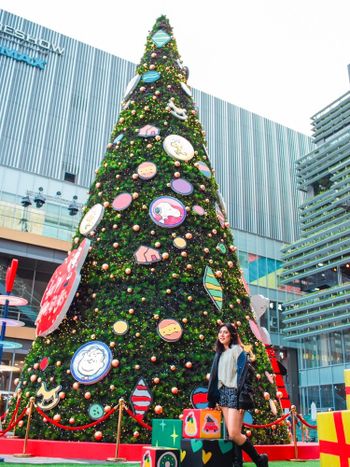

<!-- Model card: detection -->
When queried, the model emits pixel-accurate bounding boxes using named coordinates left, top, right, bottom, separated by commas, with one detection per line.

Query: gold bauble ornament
left=154, top=405, right=163, bottom=414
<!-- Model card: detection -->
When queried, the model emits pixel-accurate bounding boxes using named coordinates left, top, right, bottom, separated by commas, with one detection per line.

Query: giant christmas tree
left=12, top=16, right=289, bottom=445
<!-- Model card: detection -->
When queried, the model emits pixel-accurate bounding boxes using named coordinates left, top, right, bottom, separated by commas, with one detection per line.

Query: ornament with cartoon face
left=70, top=341, right=112, bottom=384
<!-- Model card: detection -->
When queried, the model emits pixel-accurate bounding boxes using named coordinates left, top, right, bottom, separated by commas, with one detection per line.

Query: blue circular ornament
left=70, top=341, right=112, bottom=385
left=191, top=386, right=209, bottom=409
left=88, top=403, right=104, bottom=420
left=142, top=71, right=161, bottom=83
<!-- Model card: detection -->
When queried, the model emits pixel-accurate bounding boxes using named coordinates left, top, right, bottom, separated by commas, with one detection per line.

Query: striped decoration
left=130, top=377, right=152, bottom=418
left=203, top=266, right=223, bottom=311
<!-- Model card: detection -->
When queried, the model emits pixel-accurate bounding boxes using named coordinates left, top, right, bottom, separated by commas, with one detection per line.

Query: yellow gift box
left=344, top=369, right=350, bottom=410
left=317, top=410, right=350, bottom=467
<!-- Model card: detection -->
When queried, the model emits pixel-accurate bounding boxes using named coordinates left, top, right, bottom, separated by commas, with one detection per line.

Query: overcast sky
left=2, top=0, right=350, bottom=136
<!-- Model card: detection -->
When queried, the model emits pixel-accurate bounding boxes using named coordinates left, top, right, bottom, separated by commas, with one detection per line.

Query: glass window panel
left=320, top=385, right=333, bottom=411
left=334, top=384, right=346, bottom=411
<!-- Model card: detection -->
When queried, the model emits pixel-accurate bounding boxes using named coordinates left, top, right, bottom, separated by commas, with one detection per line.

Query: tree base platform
left=0, top=438, right=320, bottom=461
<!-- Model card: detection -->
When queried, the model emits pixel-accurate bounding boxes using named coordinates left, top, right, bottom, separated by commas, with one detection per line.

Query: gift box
left=345, top=369, right=350, bottom=410
left=151, top=418, right=183, bottom=449
left=141, top=446, right=180, bottom=467
left=317, top=409, right=350, bottom=466
left=182, top=408, right=221, bottom=439
left=180, top=439, right=233, bottom=467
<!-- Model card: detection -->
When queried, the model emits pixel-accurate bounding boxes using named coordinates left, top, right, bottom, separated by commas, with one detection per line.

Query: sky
left=1, top=0, right=350, bottom=136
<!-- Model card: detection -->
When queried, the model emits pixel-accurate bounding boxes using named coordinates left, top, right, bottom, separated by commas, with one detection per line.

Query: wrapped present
left=345, top=369, right=350, bottom=410
left=180, top=439, right=233, bottom=467
left=151, top=418, right=183, bottom=449
left=317, top=410, right=350, bottom=466
left=182, top=408, right=221, bottom=439
left=141, top=446, right=180, bottom=467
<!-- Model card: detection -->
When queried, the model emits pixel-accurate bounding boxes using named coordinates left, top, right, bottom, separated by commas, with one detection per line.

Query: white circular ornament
left=79, top=204, right=104, bottom=236
left=70, top=341, right=112, bottom=385
left=123, top=74, right=140, bottom=100
left=163, top=135, right=194, bottom=162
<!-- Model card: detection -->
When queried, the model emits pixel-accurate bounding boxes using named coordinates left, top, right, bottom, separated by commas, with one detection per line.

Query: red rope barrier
left=0, top=395, right=22, bottom=432
left=0, top=407, right=28, bottom=437
left=243, top=411, right=291, bottom=429
left=296, top=413, right=317, bottom=430
left=123, top=406, right=152, bottom=431
left=35, top=404, right=117, bottom=431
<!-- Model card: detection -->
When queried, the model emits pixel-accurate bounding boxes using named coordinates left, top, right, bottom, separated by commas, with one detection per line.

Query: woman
left=208, top=323, right=269, bottom=467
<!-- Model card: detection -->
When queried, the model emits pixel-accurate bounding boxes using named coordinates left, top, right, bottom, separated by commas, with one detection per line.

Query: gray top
left=218, top=345, right=243, bottom=389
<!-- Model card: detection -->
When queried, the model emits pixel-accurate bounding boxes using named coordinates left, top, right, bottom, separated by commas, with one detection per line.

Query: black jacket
left=207, top=349, right=255, bottom=410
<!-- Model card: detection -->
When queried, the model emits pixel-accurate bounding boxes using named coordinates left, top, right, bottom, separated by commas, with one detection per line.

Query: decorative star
left=170, top=426, right=179, bottom=445
left=160, top=419, right=166, bottom=431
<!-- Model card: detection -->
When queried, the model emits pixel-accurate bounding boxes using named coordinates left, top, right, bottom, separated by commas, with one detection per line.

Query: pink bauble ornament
left=185, top=361, right=192, bottom=369
left=59, top=392, right=65, bottom=400
left=171, top=387, right=179, bottom=394
left=150, top=356, right=157, bottom=363
left=276, top=391, right=283, bottom=399
left=104, top=405, right=111, bottom=413
left=73, top=382, right=80, bottom=390
left=53, top=414, right=61, bottom=422
left=18, top=420, right=24, bottom=427
left=30, top=375, right=37, bottom=383
left=133, top=430, right=140, bottom=438
left=246, top=430, right=252, bottom=437
left=102, top=263, right=109, bottom=270
left=112, top=359, right=120, bottom=368
left=94, top=431, right=103, bottom=441
left=264, top=392, right=270, bottom=401
left=69, top=417, right=75, bottom=424
left=84, top=392, right=92, bottom=400
left=153, top=377, right=160, bottom=384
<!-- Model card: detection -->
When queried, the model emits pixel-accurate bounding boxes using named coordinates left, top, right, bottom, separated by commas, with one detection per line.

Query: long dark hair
left=215, top=322, right=238, bottom=353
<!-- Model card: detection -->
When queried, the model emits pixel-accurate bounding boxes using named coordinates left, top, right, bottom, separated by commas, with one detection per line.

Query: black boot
left=240, top=439, right=268, bottom=466
left=232, top=443, right=243, bottom=467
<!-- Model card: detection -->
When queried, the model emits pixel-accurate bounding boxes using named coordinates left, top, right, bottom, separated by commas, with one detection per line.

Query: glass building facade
left=281, top=90, right=350, bottom=413
left=0, top=10, right=313, bottom=403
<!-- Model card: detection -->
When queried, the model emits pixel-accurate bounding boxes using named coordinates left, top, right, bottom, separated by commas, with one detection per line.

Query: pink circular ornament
left=137, top=161, right=157, bottom=180
left=192, top=205, right=205, bottom=216
left=112, top=193, right=133, bottom=211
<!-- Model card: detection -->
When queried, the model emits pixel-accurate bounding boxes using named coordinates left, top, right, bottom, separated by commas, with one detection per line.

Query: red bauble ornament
left=94, top=431, right=103, bottom=441
left=171, top=387, right=179, bottom=394
left=53, top=414, right=61, bottom=422
left=84, top=392, right=92, bottom=400
left=133, top=431, right=140, bottom=438
left=69, top=417, right=75, bottom=424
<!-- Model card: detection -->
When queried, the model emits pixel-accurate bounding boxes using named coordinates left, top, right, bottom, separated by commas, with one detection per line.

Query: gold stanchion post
left=107, top=399, right=126, bottom=463
left=289, top=405, right=305, bottom=463
left=14, top=397, right=35, bottom=458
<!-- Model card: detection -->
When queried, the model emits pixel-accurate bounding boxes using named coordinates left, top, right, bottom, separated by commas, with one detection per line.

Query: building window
left=64, top=172, right=76, bottom=183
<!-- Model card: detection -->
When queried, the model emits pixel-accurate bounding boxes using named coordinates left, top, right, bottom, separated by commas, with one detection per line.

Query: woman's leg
left=222, top=408, right=268, bottom=466
left=222, top=408, right=246, bottom=445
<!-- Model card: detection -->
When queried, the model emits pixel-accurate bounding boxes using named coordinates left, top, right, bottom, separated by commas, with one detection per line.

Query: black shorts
left=219, top=386, right=238, bottom=409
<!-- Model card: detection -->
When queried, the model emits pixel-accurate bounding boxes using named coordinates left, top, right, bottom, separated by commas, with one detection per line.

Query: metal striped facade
left=281, top=91, right=350, bottom=340
left=0, top=10, right=313, bottom=245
